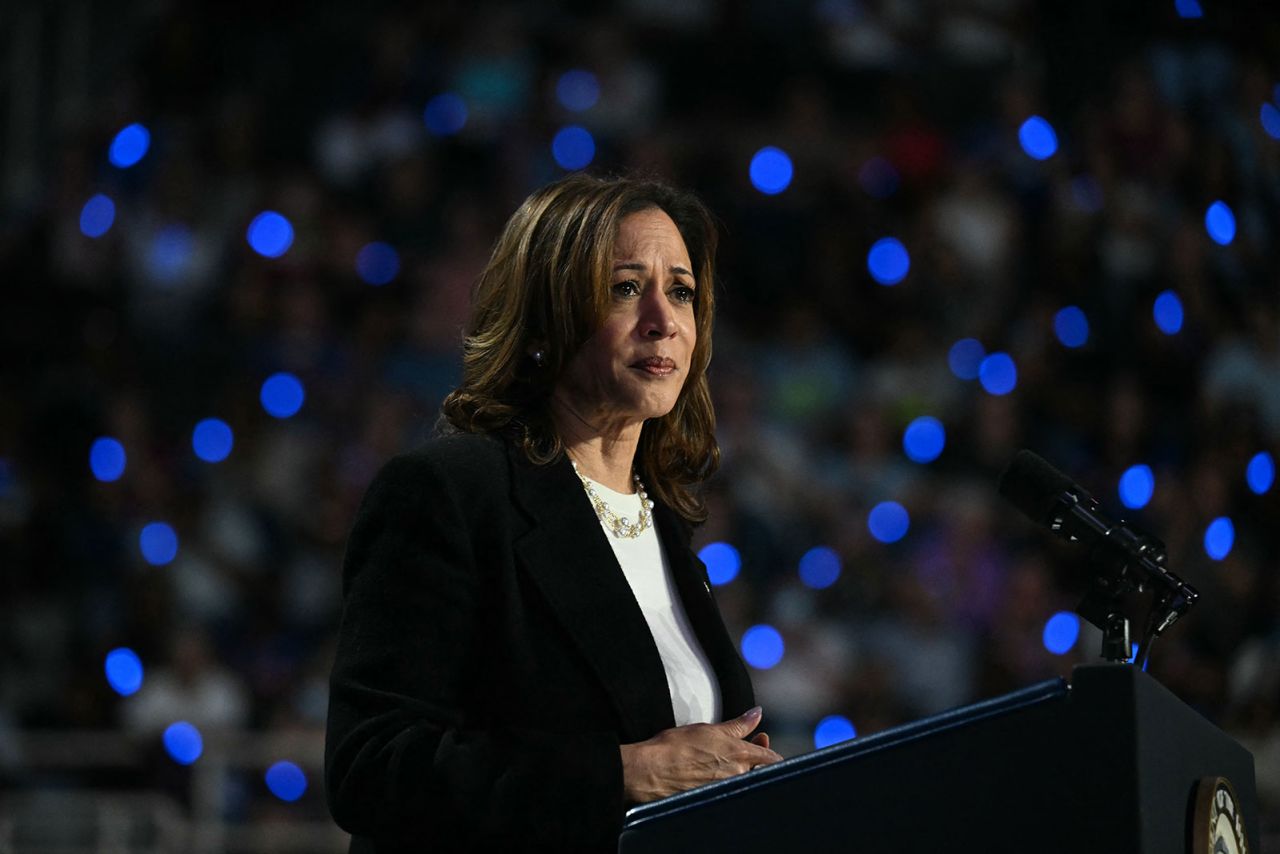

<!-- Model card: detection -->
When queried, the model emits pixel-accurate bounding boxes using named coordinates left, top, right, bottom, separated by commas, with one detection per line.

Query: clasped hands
left=620, top=706, right=784, bottom=804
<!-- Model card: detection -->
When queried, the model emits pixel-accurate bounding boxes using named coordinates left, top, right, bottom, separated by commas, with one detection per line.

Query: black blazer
left=324, top=430, right=755, bottom=853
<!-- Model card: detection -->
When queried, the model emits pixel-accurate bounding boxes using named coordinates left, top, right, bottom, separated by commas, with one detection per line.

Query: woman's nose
left=640, top=296, right=678, bottom=337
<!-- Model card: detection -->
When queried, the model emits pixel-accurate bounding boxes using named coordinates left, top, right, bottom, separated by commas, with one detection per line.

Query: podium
left=620, top=665, right=1259, bottom=853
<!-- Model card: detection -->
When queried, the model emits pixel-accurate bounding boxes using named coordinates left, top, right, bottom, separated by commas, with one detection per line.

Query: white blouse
left=583, top=475, right=722, bottom=726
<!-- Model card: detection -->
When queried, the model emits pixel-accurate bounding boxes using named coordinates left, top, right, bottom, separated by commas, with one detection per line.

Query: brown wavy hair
left=438, top=173, right=720, bottom=524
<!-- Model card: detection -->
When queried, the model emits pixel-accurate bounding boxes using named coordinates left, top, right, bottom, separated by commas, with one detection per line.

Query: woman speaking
left=325, top=174, right=782, bottom=852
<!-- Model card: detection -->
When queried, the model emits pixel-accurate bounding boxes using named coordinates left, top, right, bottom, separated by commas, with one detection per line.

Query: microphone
left=997, top=450, right=1164, bottom=564
left=997, top=450, right=1198, bottom=659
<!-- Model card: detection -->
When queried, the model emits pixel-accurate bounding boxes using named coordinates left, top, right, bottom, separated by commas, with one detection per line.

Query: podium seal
left=1191, top=776, right=1248, bottom=854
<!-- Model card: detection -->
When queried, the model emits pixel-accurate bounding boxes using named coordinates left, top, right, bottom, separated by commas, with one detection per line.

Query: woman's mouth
left=632, top=357, right=677, bottom=377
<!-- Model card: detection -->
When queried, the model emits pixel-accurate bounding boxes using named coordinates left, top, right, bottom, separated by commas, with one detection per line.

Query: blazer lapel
left=508, top=443, right=677, bottom=742
left=651, top=503, right=756, bottom=720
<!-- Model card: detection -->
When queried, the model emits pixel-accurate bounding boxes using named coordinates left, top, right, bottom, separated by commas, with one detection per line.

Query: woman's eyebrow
left=612, top=261, right=696, bottom=279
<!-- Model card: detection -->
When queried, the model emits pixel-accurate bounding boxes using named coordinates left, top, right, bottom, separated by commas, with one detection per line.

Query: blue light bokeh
left=1205, top=201, right=1236, bottom=245
left=147, top=225, right=194, bottom=284
left=867, top=237, right=910, bottom=286
left=1042, top=611, right=1079, bottom=655
left=1204, top=517, right=1234, bottom=561
left=978, top=352, right=1017, bottom=395
left=356, top=242, right=400, bottom=286
left=556, top=70, right=600, bottom=112
left=265, top=761, right=308, bottom=802
left=247, top=211, right=294, bottom=258
left=424, top=93, right=468, bottom=136
left=192, top=418, right=234, bottom=463
left=260, top=373, right=305, bottom=419
left=109, top=123, right=151, bottom=168
left=1153, top=290, right=1184, bottom=335
left=867, top=501, right=909, bottom=544
left=80, top=194, right=116, bottom=238
left=552, top=126, right=595, bottom=170
left=749, top=146, right=794, bottom=195
left=1118, top=464, right=1155, bottom=510
left=798, top=546, right=841, bottom=589
left=740, top=624, right=785, bottom=670
left=90, top=437, right=127, bottom=482
left=1053, top=306, right=1089, bottom=348
left=1175, top=0, right=1204, bottom=19
left=104, top=648, right=144, bottom=697
left=1018, top=116, right=1058, bottom=160
left=902, top=416, right=945, bottom=463
left=1246, top=452, right=1275, bottom=495
left=163, top=722, right=203, bottom=765
left=948, top=338, right=985, bottom=380
left=813, top=715, right=857, bottom=749
left=140, top=522, right=179, bottom=566
left=1263, top=103, right=1280, bottom=140
left=699, top=542, right=741, bottom=586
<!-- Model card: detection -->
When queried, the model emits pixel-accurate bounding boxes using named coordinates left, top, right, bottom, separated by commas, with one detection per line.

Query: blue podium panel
left=620, top=666, right=1258, bottom=854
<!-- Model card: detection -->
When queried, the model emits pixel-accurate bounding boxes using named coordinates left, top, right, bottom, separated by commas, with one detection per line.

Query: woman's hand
left=619, top=706, right=784, bottom=804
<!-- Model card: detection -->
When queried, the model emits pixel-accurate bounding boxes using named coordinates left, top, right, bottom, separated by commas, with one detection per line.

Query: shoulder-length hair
left=439, top=173, right=721, bottom=524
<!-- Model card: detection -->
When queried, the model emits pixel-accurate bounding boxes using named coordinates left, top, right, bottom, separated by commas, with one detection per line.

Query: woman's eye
left=613, top=280, right=641, bottom=297
left=673, top=286, right=696, bottom=303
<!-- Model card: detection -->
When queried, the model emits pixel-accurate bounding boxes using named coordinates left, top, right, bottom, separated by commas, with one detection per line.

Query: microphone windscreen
left=998, top=450, right=1079, bottom=524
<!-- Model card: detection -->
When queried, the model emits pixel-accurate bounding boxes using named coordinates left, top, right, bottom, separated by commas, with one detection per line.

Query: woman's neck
left=550, top=395, right=643, bottom=494
left=565, top=436, right=640, bottom=494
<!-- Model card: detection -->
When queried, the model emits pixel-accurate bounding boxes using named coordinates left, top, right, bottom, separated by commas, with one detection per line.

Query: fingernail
left=745, top=705, right=762, bottom=718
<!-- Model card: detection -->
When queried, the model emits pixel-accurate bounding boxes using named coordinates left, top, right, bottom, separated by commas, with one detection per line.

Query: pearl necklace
left=570, top=459, right=655, bottom=539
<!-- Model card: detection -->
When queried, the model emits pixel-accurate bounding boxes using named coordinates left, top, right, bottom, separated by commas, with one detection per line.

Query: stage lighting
left=266, top=761, right=308, bottom=802
left=356, top=242, right=400, bottom=286
left=424, top=93, right=468, bottom=136
left=699, top=542, right=741, bottom=586
left=1204, top=518, right=1234, bottom=561
left=90, top=437, right=127, bottom=482
left=1118, top=465, right=1155, bottom=510
left=79, top=194, right=116, bottom=238
left=1018, top=116, right=1058, bottom=160
left=260, top=373, right=305, bottom=419
left=1153, top=290, right=1184, bottom=335
left=1053, top=306, right=1089, bottom=348
left=867, top=237, right=909, bottom=286
left=868, top=501, right=909, bottom=544
left=1042, top=611, right=1080, bottom=655
left=741, top=625, right=785, bottom=669
left=903, top=416, right=945, bottom=463
left=978, top=352, right=1017, bottom=395
left=247, top=211, right=294, bottom=258
left=552, top=126, right=595, bottom=170
left=814, top=715, right=857, bottom=749
left=948, top=339, right=985, bottom=380
left=799, top=546, right=841, bottom=590
left=749, top=147, right=793, bottom=195
left=556, top=70, right=600, bottom=112
left=109, top=123, right=150, bottom=168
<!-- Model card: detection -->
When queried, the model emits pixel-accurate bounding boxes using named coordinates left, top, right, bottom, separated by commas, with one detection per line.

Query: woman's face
left=555, top=207, right=698, bottom=430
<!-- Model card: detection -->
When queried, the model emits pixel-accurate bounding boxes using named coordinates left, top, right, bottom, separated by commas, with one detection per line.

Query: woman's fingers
left=709, top=709, right=780, bottom=767
left=621, top=710, right=785, bottom=804
left=719, top=705, right=763, bottom=738
left=740, top=736, right=783, bottom=766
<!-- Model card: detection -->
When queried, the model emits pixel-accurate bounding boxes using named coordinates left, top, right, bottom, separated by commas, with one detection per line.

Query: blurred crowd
left=2, top=0, right=1278, bottom=845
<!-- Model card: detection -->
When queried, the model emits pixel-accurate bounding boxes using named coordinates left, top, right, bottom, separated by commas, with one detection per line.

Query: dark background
left=1, top=0, right=1277, bottom=850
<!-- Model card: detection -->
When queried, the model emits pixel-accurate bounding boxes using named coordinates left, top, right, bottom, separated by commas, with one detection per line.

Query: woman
left=325, top=174, right=782, bottom=852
